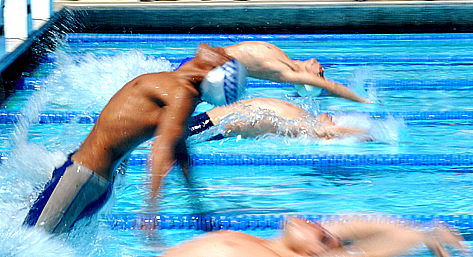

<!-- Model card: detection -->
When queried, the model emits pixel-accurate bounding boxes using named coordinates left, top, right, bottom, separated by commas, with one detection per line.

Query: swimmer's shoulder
left=123, top=72, right=197, bottom=101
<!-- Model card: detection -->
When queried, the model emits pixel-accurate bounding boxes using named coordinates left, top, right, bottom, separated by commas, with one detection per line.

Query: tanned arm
left=149, top=86, right=196, bottom=198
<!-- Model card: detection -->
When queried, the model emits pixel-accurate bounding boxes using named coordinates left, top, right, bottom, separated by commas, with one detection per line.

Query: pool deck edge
left=53, top=1, right=473, bottom=34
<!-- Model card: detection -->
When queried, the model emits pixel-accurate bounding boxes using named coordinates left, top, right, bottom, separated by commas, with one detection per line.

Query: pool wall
left=56, top=1, right=473, bottom=34
left=0, top=8, right=76, bottom=104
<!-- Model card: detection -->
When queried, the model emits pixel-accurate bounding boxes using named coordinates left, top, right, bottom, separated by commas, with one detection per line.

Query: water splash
left=0, top=224, right=77, bottom=257
left=334, top=112, right=405, bottom=145
left=188, top=98, right=404, bottom=149
left=0, top=89, right=74, bottom=256
left=348, top=66, right=379, bottom=103
left=284, top=94, right=321, bottom=117
left=46, top=50, right=173, bottom=111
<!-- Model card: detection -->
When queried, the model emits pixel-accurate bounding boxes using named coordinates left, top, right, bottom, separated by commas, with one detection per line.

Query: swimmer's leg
left=24, top=162, right=111, bottom=233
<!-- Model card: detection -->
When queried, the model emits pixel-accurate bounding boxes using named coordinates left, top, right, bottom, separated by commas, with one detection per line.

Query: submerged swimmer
left=187, top=97, right=370, bottom=140
left=163, top=216, right=466, bottom=257
left=222, top=41, right=372, bottom=103
left=23, top=44, right=242, bottom=233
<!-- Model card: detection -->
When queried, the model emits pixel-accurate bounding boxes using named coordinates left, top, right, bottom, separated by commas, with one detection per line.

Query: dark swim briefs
left=24, top=154, right=112, bottom=233
left=186, top=112, right=225, bottom=141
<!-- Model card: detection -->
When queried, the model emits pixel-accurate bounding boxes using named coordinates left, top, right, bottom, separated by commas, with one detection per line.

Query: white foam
left=46, top=50, right=173, bottom=111
left=348, top=66, right=379, bottom=103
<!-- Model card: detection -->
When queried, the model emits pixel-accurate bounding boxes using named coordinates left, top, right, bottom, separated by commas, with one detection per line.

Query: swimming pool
left=1, top=32, right=473, bottom=256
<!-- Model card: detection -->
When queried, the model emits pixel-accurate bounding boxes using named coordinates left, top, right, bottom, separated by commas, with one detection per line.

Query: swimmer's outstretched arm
left=322, top=220, right=467, bottom=257
left=148, top=87, right=195, bottom=199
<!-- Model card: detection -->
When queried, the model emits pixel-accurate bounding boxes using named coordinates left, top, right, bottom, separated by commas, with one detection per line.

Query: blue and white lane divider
left=2, top=152, right=473, bottom=167
left=16, top=77, right=473, bottom=91
left=66, top=33, right=473, bottom=43
left=3, top=110, right=473, bottom=124
left=105, top=214, right=473, bottom=236
left=188, top=153, right=473, bottom=167
left=42, top=52, right=473, bottom=65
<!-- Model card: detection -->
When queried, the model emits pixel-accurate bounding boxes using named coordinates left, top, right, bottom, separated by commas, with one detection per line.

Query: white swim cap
left=200, top=59, right=247, bottom=106
left=294, top=84, right=323, bottom=97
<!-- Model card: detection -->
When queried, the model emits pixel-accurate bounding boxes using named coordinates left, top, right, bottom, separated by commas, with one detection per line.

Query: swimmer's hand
left=424, top=225, right=468, bottom=257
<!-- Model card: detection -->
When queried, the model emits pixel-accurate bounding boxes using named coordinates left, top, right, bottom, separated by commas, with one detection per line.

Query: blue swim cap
left=200, top=59, right=247, bottom=106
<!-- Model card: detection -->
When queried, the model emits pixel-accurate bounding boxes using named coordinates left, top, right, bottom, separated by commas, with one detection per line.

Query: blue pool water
left=1, top=33, right=473, bottom=256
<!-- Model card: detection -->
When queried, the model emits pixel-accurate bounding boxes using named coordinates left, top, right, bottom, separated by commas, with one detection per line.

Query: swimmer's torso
left=223, top=41, right=299, bottom=81
left=72, top=72, right=198, bottom=180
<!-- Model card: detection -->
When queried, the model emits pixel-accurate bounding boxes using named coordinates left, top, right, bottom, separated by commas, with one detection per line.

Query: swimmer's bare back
left=223, top=41, right=298, bottom=81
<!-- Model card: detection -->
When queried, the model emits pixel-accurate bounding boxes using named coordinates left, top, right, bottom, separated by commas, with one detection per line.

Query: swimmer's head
left=177, top=44, right=231, bottom=74
left=200, top=58, right=248, bottom=106
left=294, top=59, right=325, bottom=97
left=282, top=216, right=342, bottom=256
left=303, top=58, right=324, bottom=77
left=193, top=43, right=232, bottom=71
left=176, top=44, right=247, bottom=106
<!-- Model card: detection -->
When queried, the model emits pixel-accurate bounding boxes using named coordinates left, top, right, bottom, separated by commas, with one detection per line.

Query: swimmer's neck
left=173, top=63, right=212, bottom=86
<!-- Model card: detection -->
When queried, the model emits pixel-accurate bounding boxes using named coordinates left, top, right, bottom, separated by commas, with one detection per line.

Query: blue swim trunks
left=24, top=155, right=112, bottom=233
